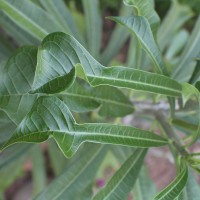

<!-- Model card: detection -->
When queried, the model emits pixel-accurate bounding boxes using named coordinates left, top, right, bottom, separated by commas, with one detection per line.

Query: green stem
left=154, top=111, right=188, bottom=157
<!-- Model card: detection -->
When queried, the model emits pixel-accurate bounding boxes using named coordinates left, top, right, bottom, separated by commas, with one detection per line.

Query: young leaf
left=105, top=16, right=166, bottom=74
left=1, top=96, right=169, bottom=157
left=33, top=32, right=181, bottom=96
left=153, top=166, right=188, bottom=200
left=35, top=144, right=106, bottom=200
left=123, top=0, right=160, bottom=36
left=93, top=148, right=147, bottom=200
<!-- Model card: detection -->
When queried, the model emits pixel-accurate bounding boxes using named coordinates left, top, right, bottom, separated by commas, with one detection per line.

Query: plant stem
left=154, top=110, right=188, bottom=157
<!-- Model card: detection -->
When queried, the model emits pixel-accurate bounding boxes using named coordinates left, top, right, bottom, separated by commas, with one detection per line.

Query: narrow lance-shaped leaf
left=153, top=165, right=188, bottom=200
left=100, top=5, right=132, bottom=66
left=1, top=96, right=169, bottom=157
left=0, top=0, right=60, bottom=40
left=172, top=16, right=200, bottom=82
left=93, top=149, right=147, bottom=200
left=157, top=0, right=193, bottom=52
left=133, top=166, right=157, bottom=200
left=189, top=56, right=200, bottom=84
left=181, top=83, right=200, bottom=143
left=36, top=144, right=106, bottom=200
left=109, top=16, right=166, bottom=74
left=82, top=0, right=102, bottom=59
left=33, top=32, right=181, bottom=97
left=123, top=0, right=160, bottom=36
left=38, top=0, right=85, bottom=45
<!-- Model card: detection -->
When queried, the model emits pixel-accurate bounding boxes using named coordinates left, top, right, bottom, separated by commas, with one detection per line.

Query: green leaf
left=82, top=0, right=102, bottom=59
left=0, top=0, right=60, bottom=40
left=189, top=56, right=200, bottom=84
left=100, top=5, right=132, bottom=65
left=47, top=139, right=68, bottom=176
left=35, top=144, right=106, bottom=200
left=123, top=0, right=160, bottom=36
left=108, top=16, right=166, bottom=74
left=185, top=170, right=200, bottom=200
left=181, top=83, right=200, bottom=142
left=153, top=166, right=188, bottom=200
left=1, top=96, right=169, bottom=157
left=61, top=80, right=134, bottom=117
left=157, top=0, right=193, bottom=52
left=0, top=46, right=38, bottom=124
left=0, top=10, right=40, bottom=45
left=31, top=145, right=46, bottom=196
left=0, top=144, right=30, bottom=191
left=38, top=0, right=84, bottom=45
left=33, top=32, right=181, bottom=97
left=133, top=166, right=156, bottom=200
left=165, top=30, right=189, bottom=61
left=172, top=16, right=200, bottom=82
left=93, top=148, right=147, bottom=200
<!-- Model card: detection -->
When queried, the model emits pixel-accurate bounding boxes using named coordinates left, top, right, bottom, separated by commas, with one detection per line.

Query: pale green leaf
left=172, top=15, right=200, bottom=82
left=189, top=57, right=200, bottom=84
left=82, top=0, right=102, bottom=59
left=93, top=148, right=147, bottom=200
left=153, top=166, right=188, bottom=200
left=100, top=5, right=132, bottom=65
left=0, top=10, right=40, bottom=45
left=0, top=0, right=60, bottom=40
left=31, top=145, right=46, bottom=196
left=181, top=83, right=200, bottom=142
left=38, top=0, right=84, bottom=45
left=0, top=144, right=30, bottom=191
left=133, top=166, right=156, bottom=200
left=1, top=96, right=169, bottom=157
left=123, top=0, right=160, bottom=36
left=35, top=144, right=106, bottom=200
left=109, top=16, right=166, bottom=74
left=157, top=0, right=193, bottom=52
left=185, top=170, right=200, bottom=200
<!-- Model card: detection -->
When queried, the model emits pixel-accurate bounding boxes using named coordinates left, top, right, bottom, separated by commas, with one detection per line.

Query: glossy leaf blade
left=1, top=96, right=169, bottom=157
left=93, top=149, right=147, bottom=200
